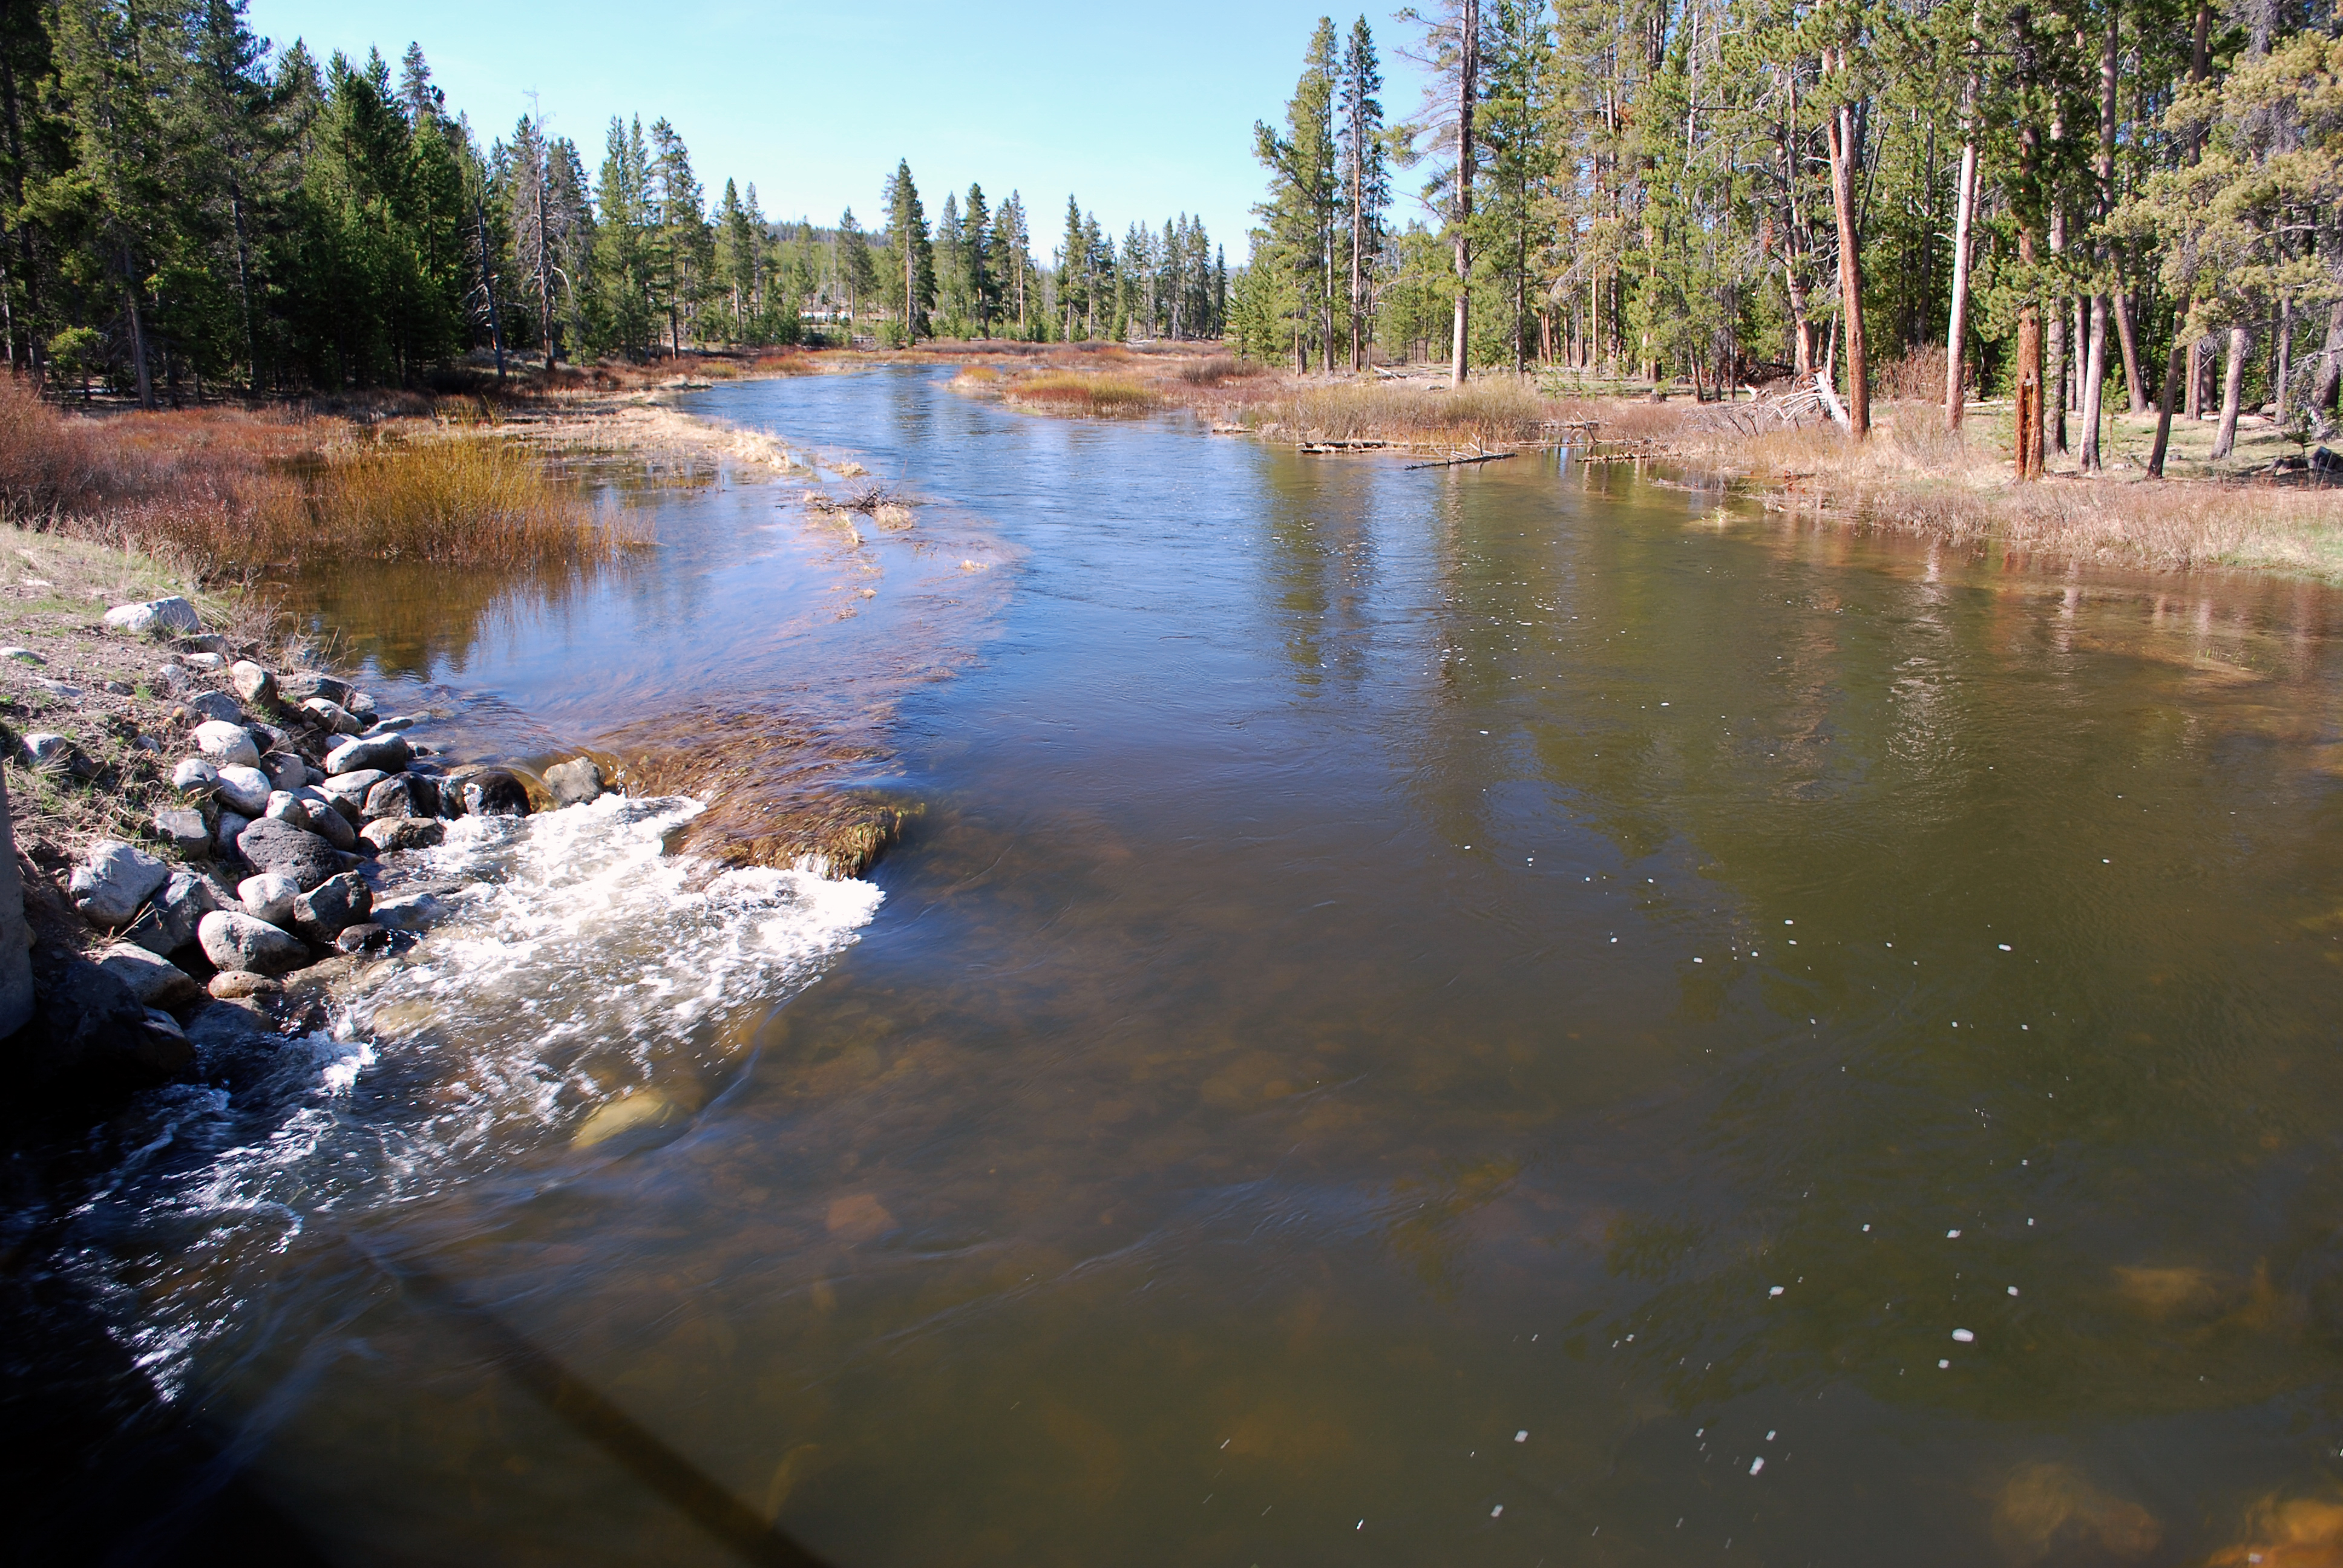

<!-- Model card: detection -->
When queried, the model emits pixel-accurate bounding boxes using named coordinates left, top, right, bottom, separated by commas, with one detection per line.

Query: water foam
left=62, top=791, right=882, bottom=1394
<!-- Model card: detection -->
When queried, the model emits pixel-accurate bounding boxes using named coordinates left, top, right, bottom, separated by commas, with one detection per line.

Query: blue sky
left=244, top=1, right=1439, bottom=261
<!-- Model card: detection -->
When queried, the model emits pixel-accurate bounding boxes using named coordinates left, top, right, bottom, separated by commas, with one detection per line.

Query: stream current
left=41, top=366, right=2343, bottom=1564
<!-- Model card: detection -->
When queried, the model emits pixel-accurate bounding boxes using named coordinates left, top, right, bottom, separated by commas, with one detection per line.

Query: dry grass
left=998, top=370, right=1161, bottom=416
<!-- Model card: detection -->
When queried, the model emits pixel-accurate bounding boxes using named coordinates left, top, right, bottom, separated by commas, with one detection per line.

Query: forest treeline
left=1242, top=0, right=2343, bottom=466
left=0, top=1, right=1223, bottom=403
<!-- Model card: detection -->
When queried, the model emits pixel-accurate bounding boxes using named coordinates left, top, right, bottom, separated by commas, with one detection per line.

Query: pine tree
left=1339, top=17, right=1391, bottom=368
left=839, top=206, right=874, bottom=342
left=963, top=182, right=997, bottom=337
left=1254, top=19, right=1342, bottom=371
left=882, top=159, right=933, bottom=345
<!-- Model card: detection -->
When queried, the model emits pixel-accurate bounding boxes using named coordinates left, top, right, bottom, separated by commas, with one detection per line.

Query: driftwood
left=1404, top=448, right=1518, bottom=471
left=1299, top=439, right=1394, bottom=453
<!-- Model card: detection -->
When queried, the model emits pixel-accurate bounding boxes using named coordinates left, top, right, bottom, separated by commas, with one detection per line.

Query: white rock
left=237, top=872, right=300, bottom=925
left=68, top=840, right=169, bottom=927
left=102, top=596, right=200, bottom=636
left=214, top=763, right=272, bottom=816
left=182, top=652, right=225, bottom=673
left=171, top=757, right=218, bottom=795
left=303, top=697, right=362, bottom=736
left=196, top=910, right=306, bottom=975
left=191, top=720, right=260, bottom=768
left=229, top=660, right=276, bottom=705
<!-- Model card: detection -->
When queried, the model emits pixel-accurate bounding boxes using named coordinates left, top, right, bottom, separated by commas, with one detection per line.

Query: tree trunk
left=2115, top=292, right=2146, bottom=413
left=2081, top=294, right=2109, bottom=470
left=2015, top=308, right=2043, bottom=479
left=124, top=281, right=153, bottom=411
left=2210, top=323, right=2248, bottom=459
left=2275, top=300, right=2292, bottom=421
left=474, top=195, right=506, bottom=385
left=1449, top=0, right=1479, bottom=388
left=2309, top=300, right=2343, bottom=416
left=2048, top=206, right=2068, bottom=455
left=2148, top=301, right=2190, bottom=477
left=1824, top=84, right=1869, bottom=438
left=1945, top=139, right=1979, bottom=428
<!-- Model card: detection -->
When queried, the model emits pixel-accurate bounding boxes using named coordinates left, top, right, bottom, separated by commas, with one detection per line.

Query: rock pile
left=22, top=602, right=616, bottom=1100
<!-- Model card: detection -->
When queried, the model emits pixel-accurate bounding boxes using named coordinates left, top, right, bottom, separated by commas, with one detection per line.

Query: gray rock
left=19, top=733, right=92, bottom=777
left=196, top=910, right=306, bottom=975
left=317, top=768, right=386, bottom=818
left=345, top=690, right=377, bottom=720
left=152, top=807, right=210, bottom=858
left=2, top=645, right=44, bottom=664
left=364, top=715, right=415, bottom=734
left=297, top=796, right=356, bottom=851
left=68, top=840, right=169, bottom=927
left=191, top=719, right=260, bottom=768
left=261, top=751, right=307, bottom=792
left=263, top=789, right=303, bottom=824
left=291, top=872, right=371, bottom=941
left=181, top=651, right=225, bottom=673
left=0, top=773, right=34, bottom=1037
left=185, top=690, right=243, bottom=725
left=102, top=595, right=201, bottom=636
left=234, top=817, right=342, bottom=890
left=361, top=817, right=444, bottom=854
left=143, top=1007, right=186, bottom=1041
left=326, top=733, right=411, bottom=776
left=369, top=890, right=449, bottom=932
left=23, top=939, right=192, bottom=1091
left=95, top=943, right=205, bottom=1010
left=461, top=768, right=532, bottom=817
left=208, top=971, right=282, bottom=1000
left=237, top=871, right=300, bottom=925
left=214, top=810, right=250, bottom=860
left=544, top=757, right=606, bottom=806
left=281, top=671, right=352, bottom=705
left=302, top=697, right=362, bottom=736
left=154, top=662, right=193, bottom=696
left=333, top=923, right=395, bottom=955
left=362, top=774, right=424, bottom=820
left=229, top=660, right=276, bottom=705
left=123, top=871, right=223, bottom=955
left=214, top=763, right=272, bottom=816
left=171, top=757, right=218, bottom=796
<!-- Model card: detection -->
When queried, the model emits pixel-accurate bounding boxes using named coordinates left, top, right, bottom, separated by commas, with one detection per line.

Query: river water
left=47, top=366, right=2343, bottom=1564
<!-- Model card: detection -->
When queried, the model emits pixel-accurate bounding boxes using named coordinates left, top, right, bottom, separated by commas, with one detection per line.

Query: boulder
left=229, top=661, right=277, bottom=705
left=171, top=757, right=218, bottom=796
left=362, top=774, right=425, bottom=821
left=94, top=943, right=205, bottom=1010
left=281, top=671, right=352, bottom=705
left=364, top=716, right=415, bottom=734
left=21, top=939, right=193, bottom=1093
left=191, top=720, right=260, bottom=768
left=317, top=769, right=385, bottom=818
left=303, top=697, right=361, bottom=736
left=214, top=810, right=250, bottom=860
left=291, top=872, right=371, bottom=941
left=461, top=768, right=532, bottom=818
left=237, top=871, right=300, bottom=925
left=0, top=773, right=34, bottom=1037
left=19, top=733, right=93, bottom=778
left=180, top=650, right=226, bottom=671
left=213, top=763, right=272, bottom=817
left=370, top=890, right=448, bottom=932
left=196, top=910, right=306, bottom=975
left=152, top=807, right=211, bottom=858
left=361, top=817, right=444, bottom=854
left=325, top=733, right=411, bottom=776
left=2, top=645, right=43, bottom=664
left=544, top=758, right=606, bottom=806
left=207, top=971, right=282, bottom=1000
left=261, top=751, right=307, bottom=792
left=296, top=796, right=356, bottom=851
left=185, top=690, right=243, bottom=725
left=68, top=840, right=168, bottom=927
left=102, top=596, right=201, bottom=637
left=122, top=871, right=223, bottom=956
left=233, top=817, right=342, bottom=890
left=344, top=690, right=378, bottom=720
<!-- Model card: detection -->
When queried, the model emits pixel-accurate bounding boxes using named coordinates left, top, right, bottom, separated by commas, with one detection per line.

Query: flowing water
left=41, top=367, right=2343, bottom=1564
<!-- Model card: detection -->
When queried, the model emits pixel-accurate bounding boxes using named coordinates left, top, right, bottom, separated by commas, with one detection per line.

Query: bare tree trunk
left=2047, top=204, right=2068, bottom=455
left=474, top=195, right=505, bottom=385
left=2115, top=292, right=2146, bottom=412
left=2275, top=300, right=2292, bottom=421
left=2149, top=300, right=2190, bottom=477
left=1449, top=0, right=1480, bottom=388
left=1824, top=77, right=1869, bottom=438
left=2309, top=300, right=2343, bottom=416
left=2082, top=296, right=2109, bottom=469
left=2210, top=323, right=2249, bottom=459
left=1945, top=139, right=1979, bottom=428
left=124, top=280, right=152, bottom=411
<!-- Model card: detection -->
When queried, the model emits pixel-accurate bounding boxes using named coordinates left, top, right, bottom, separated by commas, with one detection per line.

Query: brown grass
left=998, top=370, right=1161, bottom=416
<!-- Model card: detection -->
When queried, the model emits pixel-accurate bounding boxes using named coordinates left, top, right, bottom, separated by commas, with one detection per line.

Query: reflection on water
left=51, top=367, right=2343, bottom=1565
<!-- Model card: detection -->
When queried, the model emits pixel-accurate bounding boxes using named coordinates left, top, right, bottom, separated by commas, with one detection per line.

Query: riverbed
left=47, top=366, right=2343, bottom=1564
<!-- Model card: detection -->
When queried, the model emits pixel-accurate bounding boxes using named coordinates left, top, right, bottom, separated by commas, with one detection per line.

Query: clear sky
left=243, top=0, right=1438, bottom=262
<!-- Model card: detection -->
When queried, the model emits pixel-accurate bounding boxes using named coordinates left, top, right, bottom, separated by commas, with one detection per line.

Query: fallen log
left=1403, top=450, right=1517, bottom=471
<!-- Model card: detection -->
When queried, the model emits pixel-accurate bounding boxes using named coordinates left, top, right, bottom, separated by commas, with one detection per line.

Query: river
left=41, top=365, right=2343, bottom=1565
